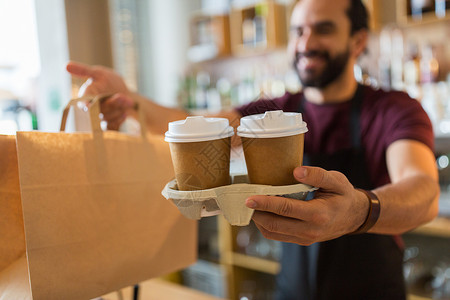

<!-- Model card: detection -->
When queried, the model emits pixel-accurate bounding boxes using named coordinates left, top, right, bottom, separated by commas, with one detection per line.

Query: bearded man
left=67, top=0, right=439, bottom=298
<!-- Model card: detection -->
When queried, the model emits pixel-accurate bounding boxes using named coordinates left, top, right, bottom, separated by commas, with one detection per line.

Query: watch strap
left=351, top=188, right=381, bottom=234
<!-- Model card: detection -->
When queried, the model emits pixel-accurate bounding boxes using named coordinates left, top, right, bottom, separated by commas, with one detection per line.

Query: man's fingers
left=252, top=217, right=316, bottom=245
left=252, top=211, right=308, bottom=234
left=66, top=61, right=96, bottom=79
left=246, top=195, right=317, bottom=221
left=253, top=221, right=299, bottom=244
left=293, top=166, right=349, bottom=194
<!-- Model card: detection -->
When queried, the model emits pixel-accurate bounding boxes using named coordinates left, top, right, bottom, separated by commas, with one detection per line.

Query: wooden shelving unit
left=215, top=215, right=450, bottom=299
left=362, top=0, right=449, bottom=30
left=395, top=0, right=450, bottom=26
left=411, top=216, right=450, bottom=238
left=229, top=1, right=287, bottom=56
left=408, top=294, right=432, bottom=300
left=188, top=1, right=290, bottom=63
left=217, top=215, right=281, bottom=299
left=362, top=0, right=398, bottom=31
left=228, top=253, right=279, bottom=275
left=188, top=13, right=232, bottom=62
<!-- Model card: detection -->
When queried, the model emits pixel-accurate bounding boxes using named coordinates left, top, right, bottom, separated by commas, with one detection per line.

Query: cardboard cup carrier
left=163, top=113, right=315, bottom=226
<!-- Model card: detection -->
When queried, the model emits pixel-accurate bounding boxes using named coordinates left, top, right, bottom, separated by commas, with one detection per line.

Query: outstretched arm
left=66, top=61, right=241, bottom=134
left=246, top=139, right=439, bottom=245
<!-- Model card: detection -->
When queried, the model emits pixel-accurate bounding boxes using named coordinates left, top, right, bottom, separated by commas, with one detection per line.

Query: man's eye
left=291, top=28, right=303, bottom=37
left=316, top=26, right=334, bottom=34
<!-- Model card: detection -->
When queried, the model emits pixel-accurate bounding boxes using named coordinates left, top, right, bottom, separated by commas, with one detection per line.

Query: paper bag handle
left=60, top=94, right=107, bottom=133
left=60, top=94, right=148, bottom=139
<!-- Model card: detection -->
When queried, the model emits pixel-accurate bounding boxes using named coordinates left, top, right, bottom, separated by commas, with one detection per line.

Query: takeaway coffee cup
left=165, top=116, right=234, bottom=191
left=237, top=110, right=308, bottom=186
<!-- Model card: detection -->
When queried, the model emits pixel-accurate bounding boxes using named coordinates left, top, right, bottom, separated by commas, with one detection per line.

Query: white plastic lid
left=237, top=110, right=308, bottom=138
left=165, top=116, right=234, bottom=143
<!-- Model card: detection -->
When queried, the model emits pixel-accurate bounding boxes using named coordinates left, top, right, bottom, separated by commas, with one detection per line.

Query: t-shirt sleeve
left=235, top=92, right=300, bottom=117
left=382, top=92, right=434, bottom=152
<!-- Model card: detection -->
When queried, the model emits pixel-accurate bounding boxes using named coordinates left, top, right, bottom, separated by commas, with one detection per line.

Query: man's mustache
left=294, top=51, right=330, bottom=63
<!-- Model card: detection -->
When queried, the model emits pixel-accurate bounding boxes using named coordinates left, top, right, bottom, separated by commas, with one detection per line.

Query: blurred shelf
left=434, top=135, right=450, bottom=154
left=364, top=0, right=450, bottom=30
left=101, top=278, right=226, bottom=300
left=188, top=13, right=231, bottom=63
left=407, top=293, right=431, bottom=300
left=400, top=12, right=450, bottom=27
left=224, top=252, right=280, bottom=275
left=396, top=0, right=450, bottom=27
left=230, top=1, right=287, bottom=56
left=411, top=217, right=450, bottom=238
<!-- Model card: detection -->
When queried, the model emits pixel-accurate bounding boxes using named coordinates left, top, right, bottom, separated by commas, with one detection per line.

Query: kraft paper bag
left=0, top=135, right=31, bottom=299
left=0, top=135, right=26, bottom=271
left=0, top=96, right=197, bottom=300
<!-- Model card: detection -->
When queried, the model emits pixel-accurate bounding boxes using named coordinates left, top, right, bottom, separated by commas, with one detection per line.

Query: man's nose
left=294, top=29, right=318, bottom=53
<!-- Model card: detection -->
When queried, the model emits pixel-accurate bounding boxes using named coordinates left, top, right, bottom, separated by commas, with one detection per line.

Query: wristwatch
left=351, top=188, right=381, bottom=234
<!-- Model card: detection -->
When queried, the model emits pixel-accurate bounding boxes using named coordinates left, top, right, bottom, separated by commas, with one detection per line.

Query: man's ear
left=351, top=29, right=369, bottom=57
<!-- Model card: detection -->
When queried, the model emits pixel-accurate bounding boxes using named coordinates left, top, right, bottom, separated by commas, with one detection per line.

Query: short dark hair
left=346, top=0, right=369, bottom=34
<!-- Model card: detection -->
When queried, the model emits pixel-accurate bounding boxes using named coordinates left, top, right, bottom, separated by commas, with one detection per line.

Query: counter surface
left=98, top=278, right=226, bottom=300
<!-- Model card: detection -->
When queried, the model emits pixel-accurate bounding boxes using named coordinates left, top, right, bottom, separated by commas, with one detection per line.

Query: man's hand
left=245, top=166, right=369, bottom=245
left=66, top=61, right=135, bottom=130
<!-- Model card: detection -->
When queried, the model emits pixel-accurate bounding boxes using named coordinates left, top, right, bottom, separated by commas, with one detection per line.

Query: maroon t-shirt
left=236, top=85, right=434, bottom=188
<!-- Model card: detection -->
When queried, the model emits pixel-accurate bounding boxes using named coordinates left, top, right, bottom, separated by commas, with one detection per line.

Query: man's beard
left=293, top=48, right=350, bottom=88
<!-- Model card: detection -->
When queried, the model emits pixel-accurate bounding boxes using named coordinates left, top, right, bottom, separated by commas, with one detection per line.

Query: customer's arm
left=67, top=61, right=187, bottom=133
left=67, top=61, right=242, bottom=134
left=245, top=139, right=439, bottom=245
left=133, top=93, right=242, bottom=134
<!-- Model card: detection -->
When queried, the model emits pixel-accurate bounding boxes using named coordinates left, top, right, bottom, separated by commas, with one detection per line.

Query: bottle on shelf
left=195, top=71, right=210, bottom=109
left=242, top=17, right=256, bottom=46
left=391, top=28, right=405, bottom=91
left=410, top=0, right=435, bottom=20
left=435, top=0, right=449, bottom=18
left=235, top=222, right=281, bottom=261
left=176, top=72, right=196, bottom=109
left=236, top=69, right=258, bottom=105
left=216, top=77, right=233, bottom=109
left=241, top=3, right=268, bottom=48
left=403, top=41, right=423, bottom=101
left=253, top=3, right=268, bottom=47
left=404, top=41, right=421, bottom=87
left=420, top=44, right=440, bottom=84
left=231, top=0, right=286, bottom=54
left=378, top=28, right=392, bottom=90
left=196, top=18, right=213, bottom=45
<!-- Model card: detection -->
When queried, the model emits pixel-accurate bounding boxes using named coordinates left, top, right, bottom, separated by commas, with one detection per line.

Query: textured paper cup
left=168, top=138, right=231, bottom=190
left=237, top=110, right=308, bottom=186
left=165, top=116, right=234, bottom=191
left=241, top=134, right=304, bottom=185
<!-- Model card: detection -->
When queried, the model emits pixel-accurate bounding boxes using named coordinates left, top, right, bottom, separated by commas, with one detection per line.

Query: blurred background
left=1, top=0, right=450, bottom=299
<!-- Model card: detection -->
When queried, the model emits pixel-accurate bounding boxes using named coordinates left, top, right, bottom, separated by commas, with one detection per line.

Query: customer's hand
left=99, top=93, right=135, bottom=130
left=66, top=61, right=130, bottom=96
left=66, top=61, right=135, bottom=130
left=245, top=166, right=369, bottom=245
